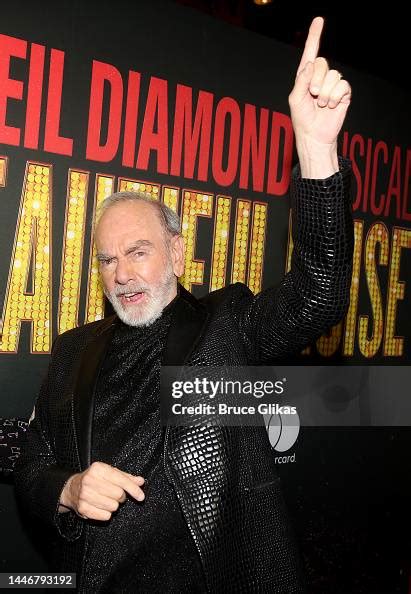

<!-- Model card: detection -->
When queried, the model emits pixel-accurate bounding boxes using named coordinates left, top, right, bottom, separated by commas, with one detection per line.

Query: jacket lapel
left=71, top=284, right=209, bottom=472
left=163, top=284, right=209, bottom=366
left=72, top=314, right=117, bottom=471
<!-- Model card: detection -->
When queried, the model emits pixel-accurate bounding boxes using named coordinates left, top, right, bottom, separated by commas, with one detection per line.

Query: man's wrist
left=58, top=474, right=75, bottom=512
left=296, top=138, right=339, bottom=179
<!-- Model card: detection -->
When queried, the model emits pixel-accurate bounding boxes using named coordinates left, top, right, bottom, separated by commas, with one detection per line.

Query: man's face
left=95, top=200, right=184, bottom=327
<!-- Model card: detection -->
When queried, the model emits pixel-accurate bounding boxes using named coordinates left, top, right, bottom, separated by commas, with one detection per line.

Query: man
left=14, top=17, right=353, bottom=593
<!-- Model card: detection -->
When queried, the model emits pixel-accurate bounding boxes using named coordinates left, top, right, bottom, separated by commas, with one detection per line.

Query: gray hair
left=98, top=191, right=181, bottom=239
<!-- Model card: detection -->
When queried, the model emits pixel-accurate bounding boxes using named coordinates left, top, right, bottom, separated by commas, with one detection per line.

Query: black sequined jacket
left=13, top=158, right=353, bottom=593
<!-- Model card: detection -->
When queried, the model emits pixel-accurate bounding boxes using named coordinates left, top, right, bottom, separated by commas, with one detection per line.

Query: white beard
left=103, top=261, right=176, bottom=327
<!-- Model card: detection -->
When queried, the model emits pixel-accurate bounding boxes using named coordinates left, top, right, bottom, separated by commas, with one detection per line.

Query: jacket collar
left=162, top=283, right=209, bottom=366
left=72, top=283, right=209, bottom=470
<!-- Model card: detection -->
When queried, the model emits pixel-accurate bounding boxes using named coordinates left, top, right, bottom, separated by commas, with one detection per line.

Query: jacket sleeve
left=13, top=336, right=84, bottom=542
left=0, top=418, right=29, bottom=478
left=234, top=156, right=354, bottom=364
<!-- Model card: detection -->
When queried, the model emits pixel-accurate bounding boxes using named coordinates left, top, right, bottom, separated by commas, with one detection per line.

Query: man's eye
left=135, top=251, right=146, bottom=257
left=100, top=258, right=113, bottom=266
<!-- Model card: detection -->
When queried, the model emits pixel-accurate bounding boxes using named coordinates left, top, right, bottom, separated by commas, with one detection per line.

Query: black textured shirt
left=81, top=297, right=207, bottom=593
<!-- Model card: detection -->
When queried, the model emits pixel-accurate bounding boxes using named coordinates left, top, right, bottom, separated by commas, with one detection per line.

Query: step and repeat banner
left=0, top=1, right=410, bottom=592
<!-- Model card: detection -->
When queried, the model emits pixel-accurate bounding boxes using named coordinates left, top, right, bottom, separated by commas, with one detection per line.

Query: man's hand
left=288, top=16, right=352, bottom=178
left=58, top=461, right=145, bottom=521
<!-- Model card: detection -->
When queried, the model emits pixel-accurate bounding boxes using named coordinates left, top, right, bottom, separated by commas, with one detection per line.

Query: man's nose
left=114, top=259, right=135, bottom=285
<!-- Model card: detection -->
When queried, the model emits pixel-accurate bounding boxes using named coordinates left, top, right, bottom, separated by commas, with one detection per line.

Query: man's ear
left=170, top=235, right=185, bottom=277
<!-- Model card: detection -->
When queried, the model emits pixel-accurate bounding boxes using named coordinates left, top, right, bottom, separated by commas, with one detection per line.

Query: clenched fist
left=58, top=461, right=145, bottom=521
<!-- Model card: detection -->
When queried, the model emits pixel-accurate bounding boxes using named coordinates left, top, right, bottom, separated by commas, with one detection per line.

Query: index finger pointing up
left=296, top=16, right=324, bottom=78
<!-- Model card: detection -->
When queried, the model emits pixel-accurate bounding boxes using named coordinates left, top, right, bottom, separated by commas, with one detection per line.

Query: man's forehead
left=96, top=200, right=163, bottom=234
left=96, top=238, right=155, bottom=259
left=95, top=200, right=165, bottom=250
left=100, top=199, right=159, bottom=221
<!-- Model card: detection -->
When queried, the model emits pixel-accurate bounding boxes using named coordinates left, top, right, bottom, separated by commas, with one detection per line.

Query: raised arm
left=234, top=17, right=354, bottom=363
